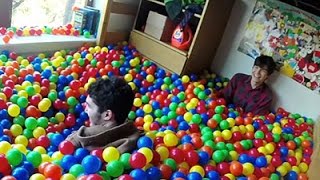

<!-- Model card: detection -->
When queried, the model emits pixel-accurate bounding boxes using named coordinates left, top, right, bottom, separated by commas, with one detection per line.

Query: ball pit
left=0, top=42, right=315, bottom=180
left=0, top=24, right=85, bottom=44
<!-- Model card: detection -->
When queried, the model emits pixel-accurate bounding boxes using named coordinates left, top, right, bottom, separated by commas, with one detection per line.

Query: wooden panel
left=103, top=32, right=129, bottom=44
left=111, top=2, right=137, bottom=15
left=183, top=0, right=235, bottom=75
left=96, top=0, right=139, bottom=46
left=96, top=0, right=112, bottom=46
left=130, top=30, right=187, bottom=74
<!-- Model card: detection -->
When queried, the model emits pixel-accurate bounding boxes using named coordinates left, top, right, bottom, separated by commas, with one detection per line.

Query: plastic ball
left=30, top=173, right=45, bottom=180
left=43, top=163, right=62, bottom=179
left=8, top=104, right=20, bottom=117
left=26, top=151, right=42, bottom=168
left=163, top=133, right=179, bottom=147
left=81, top=155, right=102, bottom=174
left=138, top=147, right=153, bottom=163
left=58, top=140, right=75, bottom=155
left=229, top=161, right=243, bottom=176
left=6, top=148, right=23, bottom=166
left=103, top=147, right=120, bottom=162
left=130, top=152, right=147, bottom=168
left=106, top=160, right=124, bottom=177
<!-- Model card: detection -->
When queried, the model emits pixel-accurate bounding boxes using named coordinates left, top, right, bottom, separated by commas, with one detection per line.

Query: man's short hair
left=254, top=55, right=277, bottom=75
left=87, top=76, right=134, bottom=124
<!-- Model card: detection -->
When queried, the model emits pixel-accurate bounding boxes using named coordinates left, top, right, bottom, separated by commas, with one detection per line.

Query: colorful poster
left=238, top=0, right=320, bottom=93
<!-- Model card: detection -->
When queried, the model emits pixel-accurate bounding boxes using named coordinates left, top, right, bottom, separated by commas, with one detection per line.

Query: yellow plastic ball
left=0, top=93, right=7, bottom=101
left=128, top=82, right=136, bottom=90
left=101, top=47, right=108, bottom=53
left=190, top=165, right=205, bottom=177
left=14, top=135, right=28, bottom=147
left=292, top=166, right=300, bottom=173
left=133, top=98, right=142, bottom=107
left=242, top=163, right=254, bottom=176
left=85, top=53, right=93, bottom=61
left=222, top=130, right=232, bottom=141
left=33, top=84, right=41, bottom=94
left=225, top=173, right=236, bottom=180
left=41, top=154, right=51, bottom=162
left=226, top=118, right=235, bottom=127
left=144, top=115, right=153, bottom=123
left=239, top=125, right=246, bottom=134
left=245, top=124, right=254, bottom=132
left=12, top=144, right=27, bottom=154
left=276, top=165, right=288, bottom=176
left=103, top=147, right=120, bottom=162
left=124, top=74, right=133, bottom=82
left=145, top=131, right=156, bottom=140
left=52, top=151, right=64, bottom=161
left=298, top=162, right=308, bottom=173
left=33, top=146, right=47, bottom=154
left=55, top=112, right=65, bottom=122
left=73, top=52, right=81, bottom=60
left=30, top=173, right=46, bottom=180
left=265, top=143, right=275, bottom=154
left=272, top=126, right=282, bottom=134
left=138, top=147, right=153, bottom=163
left=60, top=173, right=76, bottom=180
left=213, top=130, right=222, bottom=138
left=21, top=59, right=30, bottom=66
left=143, top=122, right=151, bottom=132
left=10, top=124, right=23, bottom=137
left=258, top=147, right=268, bottom=155
left=155, top=146, right=169, bottom=161
left=8, top=104, right=21, bottom=117
left=163, top=133, right=178, bottom=147
left=143, top=104, right=153, bottom=114
left=33, top=127, right=46, bottom=138
left=229, top=151, right=239, bottom=161
left=156, top=131, right=165, bottom=137
left=146, top=75, right=154, bottom=83
left=0, top=141, right=11, bottom=154
left=181, top=75, right=190, bottom=83
left=183, top=112, right=193, bottom=123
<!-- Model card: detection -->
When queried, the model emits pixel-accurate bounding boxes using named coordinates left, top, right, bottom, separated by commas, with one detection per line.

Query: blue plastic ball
left=130, top=169, right=147, bottom=180
left=146, top=167, right=161, bottom=180
left=137, top=136, right=153, bottom=149
left=81, top=155, right=101, bottom=174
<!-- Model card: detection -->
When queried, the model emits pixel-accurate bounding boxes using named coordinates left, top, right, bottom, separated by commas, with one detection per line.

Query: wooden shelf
left=130, top=30, right=187, bottom=74
left=133, top=30, right=187, bottom=56
left=130, top=0, right=235, bottom=75
left=146, top=0, right=202, bottom=18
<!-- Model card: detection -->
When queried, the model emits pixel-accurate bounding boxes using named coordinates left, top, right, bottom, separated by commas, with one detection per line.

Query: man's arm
left=66, top=130, right=81, bottom=147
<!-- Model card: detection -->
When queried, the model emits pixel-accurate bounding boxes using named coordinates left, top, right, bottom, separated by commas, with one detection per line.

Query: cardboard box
left=144, top=11, right=175, bottom=42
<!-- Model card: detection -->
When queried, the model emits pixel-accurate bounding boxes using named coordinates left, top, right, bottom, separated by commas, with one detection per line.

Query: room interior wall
left=211, top=0, right=320, bottom=120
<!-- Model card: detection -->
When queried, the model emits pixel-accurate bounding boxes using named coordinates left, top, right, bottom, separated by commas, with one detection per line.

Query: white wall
left=211, top=0, right=320, bottom=120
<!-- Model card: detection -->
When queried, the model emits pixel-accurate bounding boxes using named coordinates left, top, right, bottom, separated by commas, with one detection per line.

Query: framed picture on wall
left=238, top=0, right=320, bottom=94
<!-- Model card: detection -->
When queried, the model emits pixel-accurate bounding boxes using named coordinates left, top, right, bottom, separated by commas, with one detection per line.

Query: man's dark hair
left=254, top=55, right=277, bottom=75
left=87, top=76, right=134, bottom=124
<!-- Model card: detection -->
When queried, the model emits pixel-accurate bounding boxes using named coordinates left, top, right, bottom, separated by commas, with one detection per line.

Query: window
left=11, top=0, right=89, bottom=27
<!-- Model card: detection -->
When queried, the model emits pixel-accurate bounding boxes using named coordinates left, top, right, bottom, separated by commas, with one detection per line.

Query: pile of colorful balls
left=0, top=24, right=91, bottom=44
left=0, top=42, right=314, bottom=180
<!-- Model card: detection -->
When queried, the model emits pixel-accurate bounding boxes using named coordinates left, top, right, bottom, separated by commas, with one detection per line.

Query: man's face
left=251, top=65, right=269, bottom=85
left=85, top=95, right=103, bottom=126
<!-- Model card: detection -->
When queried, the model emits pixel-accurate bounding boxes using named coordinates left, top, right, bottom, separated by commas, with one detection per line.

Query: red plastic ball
left=58, top=140, right=75, bottom=155
left=129, top=152, right=146, bottom=168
